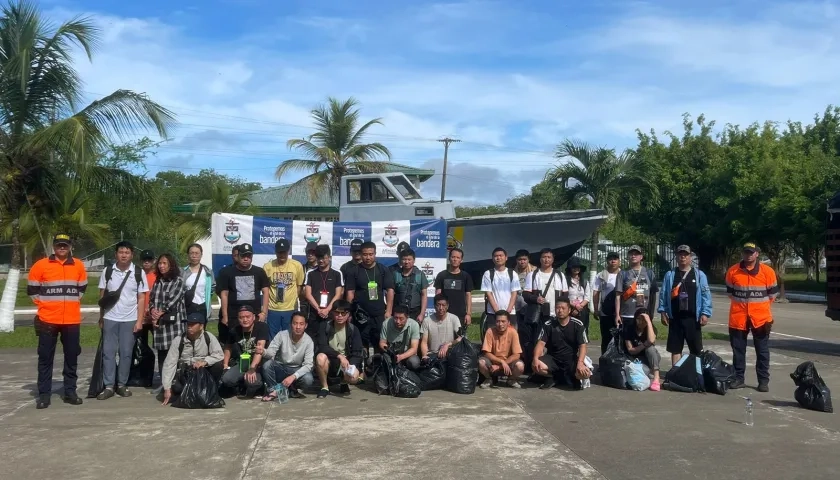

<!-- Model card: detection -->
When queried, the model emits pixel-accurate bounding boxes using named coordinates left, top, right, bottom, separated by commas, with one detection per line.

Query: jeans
left=37, top=324, right=81, bottom=396
left=266, top=310, right=294, bottom=339
left=221, top=362, right=264, bottom=396
left=730, top=319, right=771, bottom=383
left=102, top=320, right=136, bottom=388
left=261, top=359, right=315, bottom=391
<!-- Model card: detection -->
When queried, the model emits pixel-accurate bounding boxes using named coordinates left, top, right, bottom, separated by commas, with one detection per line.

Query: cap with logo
left=742, top=242, right=758, bottom=253
left=186, top=312, right=208, bottom=325
left=315, top=244, right=331, bottom=257
left=52, top=233, right=72, bottom=245
left=238, top=243, right=254, bottom=255
left=349, top=238, right=364, bottom=252
left=676, top=245, right=692, bottom=254
left=305, top=241, right=319, bottom=252
left=140, top=249, right=155, bottom=260
left=396, top=241, right=410, bottom=253
left=274, top=239, right=290, bottom=253
left=628, top=245, right=643, bottom=254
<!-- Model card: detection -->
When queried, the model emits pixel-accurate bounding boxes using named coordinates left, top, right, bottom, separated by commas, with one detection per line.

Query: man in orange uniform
left=28, top=234, right=88, bottom=409
left=726, top=242, right=778, bottom=392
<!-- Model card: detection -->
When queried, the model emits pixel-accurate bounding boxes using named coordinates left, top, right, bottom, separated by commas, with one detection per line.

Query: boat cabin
left=339, top=173, right=456, bottom=222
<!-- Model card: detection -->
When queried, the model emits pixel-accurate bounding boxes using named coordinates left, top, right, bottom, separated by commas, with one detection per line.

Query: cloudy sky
left=46, top=0, right=840, bottom=205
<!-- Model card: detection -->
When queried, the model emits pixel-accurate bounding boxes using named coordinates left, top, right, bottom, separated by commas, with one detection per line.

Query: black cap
left=274, top=239, right=290, bottom=253
left=140, top=249, right=155, bottom=260
left=305, top=241, right=319, bottom=252
left=349, top=238, right=364, bottom=252
left=315, top=244, right=331, bottom=257
left=396, top=241, right=410, bottom=253
left=238, top=305, right=255, bottom=313
left=186, top=312, right=207, bottom=324
left=743, top=242, right=758, bottom=253
left=52, top=233, right=71, bottom=245
left=238, top=243, right=254, bottom=255
left=606, top=251, right=620, bottom=260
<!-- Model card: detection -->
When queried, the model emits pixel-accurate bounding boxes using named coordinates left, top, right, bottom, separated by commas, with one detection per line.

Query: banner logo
left=421, top=262, right=435, bottom=277
left=224, top=219, right=241, bottom=244
left=383, top=224, right=399, bottom=247
left=304, top=222, right=321, bottom=244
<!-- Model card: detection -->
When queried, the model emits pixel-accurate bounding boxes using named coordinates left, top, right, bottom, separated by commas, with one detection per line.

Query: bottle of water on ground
left=745, top=397, right=754, bottom=427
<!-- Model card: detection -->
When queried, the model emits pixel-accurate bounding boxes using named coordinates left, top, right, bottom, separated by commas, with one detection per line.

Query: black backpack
left=484, top=267, right=515, bottom=312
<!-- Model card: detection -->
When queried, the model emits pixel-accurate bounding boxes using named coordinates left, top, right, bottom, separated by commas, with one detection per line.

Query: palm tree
left=176, top=182, right=258, bottom=251
left=545, top=140, right=659, bottom=274
left=0, top=1, right=175, bottom=331
left=276, top=97, right=391, bottom=200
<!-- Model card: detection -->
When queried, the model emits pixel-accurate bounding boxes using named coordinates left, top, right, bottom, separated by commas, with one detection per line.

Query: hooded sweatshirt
left=565, top=258, right=592, bottom=309
left=263, top=330, right=314, bottom=379
left=161, top=331, right=224, bottom=389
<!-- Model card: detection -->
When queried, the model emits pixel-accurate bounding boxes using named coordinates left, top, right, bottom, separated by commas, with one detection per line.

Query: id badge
left=276, top=284, right=285, bottom=303
left=320, top=290, right=329, bottom=308
left=367, top=281, right=379, bottom=301
left=678, top=291, right=689, bottom=311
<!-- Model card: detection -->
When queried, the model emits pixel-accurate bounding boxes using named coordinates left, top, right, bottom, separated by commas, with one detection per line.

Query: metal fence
left=572, top=243, right=688, bottom=280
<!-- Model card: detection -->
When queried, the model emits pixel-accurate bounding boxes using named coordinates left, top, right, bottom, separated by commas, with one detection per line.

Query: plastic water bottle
left=275, top=385, right=289, bottom=405
left=745, top=397, right=753, bottom=427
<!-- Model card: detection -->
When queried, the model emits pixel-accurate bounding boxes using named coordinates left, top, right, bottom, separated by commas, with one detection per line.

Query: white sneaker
left=581, top=378, right=591, bottom=389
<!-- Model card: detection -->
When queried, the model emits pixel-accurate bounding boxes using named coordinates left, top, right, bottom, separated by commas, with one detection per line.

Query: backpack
left=484, top=267, right=515, bottom=313
left=177, top=331, right=214, bottom=359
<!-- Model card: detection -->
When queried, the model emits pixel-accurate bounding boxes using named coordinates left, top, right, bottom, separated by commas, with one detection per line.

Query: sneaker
left=289, top=389, right=306, bottom=399
left=729, top=379, right=746, bottom=390
left=317, top=388, right=329, bottom=399
left=479, top=381, right=492, bottom=390
left=507, top=380, right=522, bottom=389
left=650, top=381, right=660, bottom=392
left=539, top=378, right=556, bottom=390
left=63, top=393, right=83, bottom=405
left=97, top=389, right=115, bottom=400
left=339, top=383, right=351, bottom=394
left=115, top=386, right=132, bottom=398
left=757, top=381, right=769, bottom=393
left=581, top=378, right=591, bottom=389
left=36, top=394, right=51, bottom=409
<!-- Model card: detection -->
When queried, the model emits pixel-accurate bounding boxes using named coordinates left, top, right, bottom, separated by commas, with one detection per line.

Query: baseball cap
left=676, top=245, right=691, bottom=254
left=186, top=312, right=207, bottom=324
left=274, top=239, right=290, bottom=253
left=305, top=241, right=319, bottom=252
left=349, top=238, right=364, bottom=252
left=315, top=244, right=331, bottom=257
left=140, top=249, right=155, bottom=260
left=628, top=245, right=643, bottom=254
left=238, top=243, right=254, bottom=255
left=52, top=233, right=71, bottom=245
left=742, top=242, right=758, bottom=253
left=396, top=241, right=410, bottom=254
left=606, top=251, right=620, bottom=260
left=238, top=305, right=255, bottom=313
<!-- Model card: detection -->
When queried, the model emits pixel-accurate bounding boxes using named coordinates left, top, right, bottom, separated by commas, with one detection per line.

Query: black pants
left=305, top=313, right=325, bottom=340
left=519, top=316, right=546, bottom=374
left=599, top=315, right=616, bottom=353
left=218, top=310, right=240, bottom=345
left=730, top=319, right=771, bottom=383
left=356, top=314, right=385, bottom=352
left=667, top=314, right=703, bottom=355
left=172, top=363, right=224, bottom=395
left=37, top=324, right=81, bottom=396
left=575, top=307, right=591, bottom=336
left=157, top=348, right=169, bottom=377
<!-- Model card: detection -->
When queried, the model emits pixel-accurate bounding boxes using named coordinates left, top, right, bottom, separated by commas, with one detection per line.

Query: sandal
left=261, top=392, right=278, bottom=402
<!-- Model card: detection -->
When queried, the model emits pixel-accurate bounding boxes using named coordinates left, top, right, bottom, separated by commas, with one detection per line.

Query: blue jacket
left=657, top=268, right=712, bottom=320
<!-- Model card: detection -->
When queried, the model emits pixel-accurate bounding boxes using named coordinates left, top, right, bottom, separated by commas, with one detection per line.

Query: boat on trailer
left=339, top=172, right=608, bottom=280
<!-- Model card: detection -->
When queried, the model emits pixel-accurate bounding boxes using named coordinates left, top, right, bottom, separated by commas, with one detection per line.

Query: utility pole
left=438, top=137, right=460, bottom=202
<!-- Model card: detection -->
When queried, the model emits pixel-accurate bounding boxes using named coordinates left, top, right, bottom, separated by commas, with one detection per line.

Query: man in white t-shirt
left=521, top=248, right=568, bottom=372
left=97, top=241, right=150, bottom=400
left=592, top=251, right=621, bottom=353
left=480, top=247, right=521, bottom=338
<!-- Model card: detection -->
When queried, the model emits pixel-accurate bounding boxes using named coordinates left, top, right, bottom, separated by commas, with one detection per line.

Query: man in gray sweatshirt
left=259, top=311, right=315, bottom=400
left=161, top=312, right=224, bottom=405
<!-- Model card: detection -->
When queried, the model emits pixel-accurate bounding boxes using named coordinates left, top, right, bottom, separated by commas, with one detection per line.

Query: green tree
left=176, top=182, right=258, bottom=251
left=545, top=140, right=659, bottom=273
left=276, top=97, right=391, bottom=199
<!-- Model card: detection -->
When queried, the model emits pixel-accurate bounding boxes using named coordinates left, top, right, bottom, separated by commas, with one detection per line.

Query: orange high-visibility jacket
left=27, top=255, right=88, bottom=325
left=725, top=262, right=778, bottom=331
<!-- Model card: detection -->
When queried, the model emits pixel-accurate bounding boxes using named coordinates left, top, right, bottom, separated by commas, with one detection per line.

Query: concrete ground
left=1, top=295, right=839, bottom=479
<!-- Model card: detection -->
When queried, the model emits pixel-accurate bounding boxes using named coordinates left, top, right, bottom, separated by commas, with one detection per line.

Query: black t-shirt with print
left=304, top=268, right=344, bottom=310
left=345, top=263, right=395, bottom=316
left=539, top=317, right=586, bottom=360
left=226, top=321, right=270, bottom=362
left=217, top=266, right=271, bottom=311
left=434, top=270, right=474, bottom=318
left=670, top=269, right=697, bottom=318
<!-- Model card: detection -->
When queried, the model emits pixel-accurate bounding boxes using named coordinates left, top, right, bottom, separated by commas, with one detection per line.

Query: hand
left=439, top=343, right=451, bottom=358
left=151, top=309, right=163, bottom=321
left=318, top=308, right=329, bottom=319
left=338, top=355, right=349, bottom=370
left=192, top=360, right=207, bottom=369
left=537, top=296, right=545, bottom=305
left=464, top=315, right=472, bottom=326
left=576, top=362, right=591, bottom=378
left=532, top=362, right=540, bottom=374
left=162, top=389, right=172, bottom=406
left=500, top=361, right=512, bottom=376
left=221, top=315, right=228, bottom=326
left=133, top=321, right=143, bottom=333
left=245, top=369, right=257, bottom=384
left=98, top=317, right=103, bottom=329
left=258, top=312, right=267, bottom=322
left=615, top=315, right=622, bottom=326
left=281, top=375, right=296, bottom=388
left=699, top=315, right=709, bottom=327
left=255, top=345, right=265, bottom=355
left=660, top=313, right=669, bottom=327
left=416, top=315, right=424, bottom=324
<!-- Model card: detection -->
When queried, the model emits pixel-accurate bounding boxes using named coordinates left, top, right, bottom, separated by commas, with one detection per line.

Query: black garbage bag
left=417, top=357, right=447, bottom=391
left=700, top=350, right=735, bottom=395
left=172, top=367, right=225, bottom=409
left=791, top=361, right=833, bottom=413
left=665, top=354, right=705, bottom=393
left=126, top=337, right=155, bottom=388
left=599, top=328, right=630, bottom=389
left=372, top=354, right=393, bottom=395
left=446, top=331, right=479, bottom=394
left=86, top=334, right=106, bottom=398
left=392, top=364, right=422, bottom=398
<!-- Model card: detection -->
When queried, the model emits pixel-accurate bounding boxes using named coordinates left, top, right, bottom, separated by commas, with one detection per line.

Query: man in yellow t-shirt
left=263, top=239, right=305, bottom=339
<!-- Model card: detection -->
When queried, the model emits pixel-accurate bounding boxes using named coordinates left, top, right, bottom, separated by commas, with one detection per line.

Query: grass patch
left=782, top=273, right=825, bottom=294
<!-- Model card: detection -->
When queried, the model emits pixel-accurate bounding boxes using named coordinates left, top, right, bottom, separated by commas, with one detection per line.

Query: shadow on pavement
left=769, top=339, right=840, bottom=358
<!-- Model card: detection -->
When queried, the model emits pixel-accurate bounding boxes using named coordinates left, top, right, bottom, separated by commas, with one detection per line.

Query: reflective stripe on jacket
left=27, top=255, right=88, bottom=325
left=725, top=262, right=778, bottom=330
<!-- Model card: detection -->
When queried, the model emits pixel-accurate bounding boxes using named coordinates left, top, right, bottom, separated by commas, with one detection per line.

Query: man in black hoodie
left=314, top=300, right=364, bottom=398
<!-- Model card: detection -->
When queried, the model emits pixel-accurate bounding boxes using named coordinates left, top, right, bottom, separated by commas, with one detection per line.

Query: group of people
left=27, top=233, right=779, bottom=409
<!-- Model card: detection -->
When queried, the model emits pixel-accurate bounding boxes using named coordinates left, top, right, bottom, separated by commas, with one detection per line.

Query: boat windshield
left=388, top=176, right=422, bottom=200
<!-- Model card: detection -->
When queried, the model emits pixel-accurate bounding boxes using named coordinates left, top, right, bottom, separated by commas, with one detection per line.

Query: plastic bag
left=445, top=332, right=479, bottom=394
left=665, top=354, right=705, bottom=393
left=86, top=334, right=106, bottom=398
left=791, top=361, right=833, bottom=413
left=392, top=365, right=422, bottom=398
left=172, top=367, right=225, bottom=409
left=417, top=357, right=447, bottom=391
left=126, top=337, right=155, bottom=388
left=700, top=350, right=735, bottom=395
left=625, top=359, right=651, bottom=391
left=599, top=328, right=630, bottom=389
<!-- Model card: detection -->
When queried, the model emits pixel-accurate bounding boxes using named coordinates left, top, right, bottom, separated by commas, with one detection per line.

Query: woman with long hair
left=624, top=308, right=662, bottom=391
left=149, top=253, right=187, bottom=379
left=181, top=243, right=215, bottom=319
